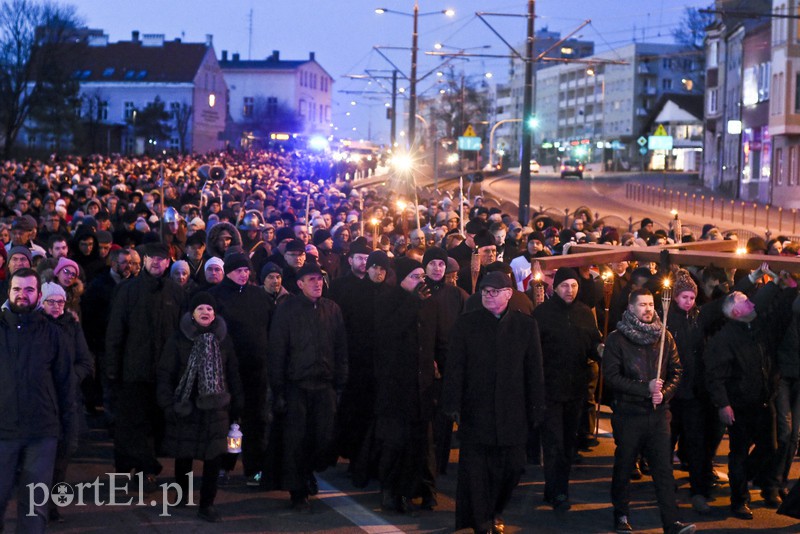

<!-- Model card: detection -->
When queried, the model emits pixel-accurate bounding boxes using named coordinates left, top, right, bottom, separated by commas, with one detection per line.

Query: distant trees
left=672, top=4, right=715, bottom=51
left=0, top=0, right=82, bottom=156
left=428, top=67, right=491, bottom=142
left=173, top=101, right=192, bottom=153
left=127, top=96, right=173, bottom=154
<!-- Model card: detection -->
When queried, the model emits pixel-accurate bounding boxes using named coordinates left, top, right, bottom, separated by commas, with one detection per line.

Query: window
left=124, top=101, right=135, bottom=120
left=709, top=89, right=718, bottom=114
left=243, top=97, right=254, bottom=118
left=662, top=79, right=673, bottom=90
left=170, top=102, right=180, bottom=119
left=299, top=99, right=306, bottom=117
left=790, top=146, right=799, bottom=185
left=777, top=148, right=784, bottom=185
left=662, top=58, right=672, bottom=69
left=169, top=137, right=180, bottom=151
left=266, top=96, right=277, bottom=116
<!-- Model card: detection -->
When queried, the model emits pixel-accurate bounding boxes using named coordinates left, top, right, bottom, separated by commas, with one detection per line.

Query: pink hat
left=54, top=257, right=80, bottom=277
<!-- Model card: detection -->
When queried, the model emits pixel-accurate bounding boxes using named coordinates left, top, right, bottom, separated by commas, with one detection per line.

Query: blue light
left=308, top=135, right=329, bottom=151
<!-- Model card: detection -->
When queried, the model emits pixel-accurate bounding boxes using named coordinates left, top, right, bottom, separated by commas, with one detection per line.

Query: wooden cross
left=531, top=239, right=800, bottom=272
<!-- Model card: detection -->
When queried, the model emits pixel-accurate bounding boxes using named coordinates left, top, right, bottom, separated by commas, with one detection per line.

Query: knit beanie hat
left=54, top=257, right=80, bottom=276
left=446, top=257, right=460, bottom=274
left=553, top=267, right=579, bottom=288
left=170, top=260, right=189, bottom=275
left=189, top=291, right=217, bottom=312
left=473, top=229, right=495, bottom=249
left=8, top=245, right=32, bottom=264
left=259, top=262, right=282, bottom=284
left=223, top=253, right=251, bottom=274
left=205, top=256, right=224, bottom=272
left=312, top=229, right=332, bottom=246
left=367, top=250, right=390, bottom=270
left=40, top=281, right=66, bottom=302
left=422, top=246, right=448, bottom=267
left=673, top=269, right=698, bottom=296
left=394, top=257, right=422, bottom=283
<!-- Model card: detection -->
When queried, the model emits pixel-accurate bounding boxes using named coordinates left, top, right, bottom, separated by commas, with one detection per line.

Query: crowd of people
left=2, top=147, right=800, bottom=534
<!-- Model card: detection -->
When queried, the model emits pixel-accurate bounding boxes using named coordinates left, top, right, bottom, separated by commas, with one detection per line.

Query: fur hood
left=206, top=221, right=242, bottom=259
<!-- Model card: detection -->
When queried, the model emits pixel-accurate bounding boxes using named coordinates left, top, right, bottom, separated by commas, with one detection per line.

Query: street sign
left=611, top=140, right=622, bottom=150
left=653, top=124, right=668, bottom=136
left=458, top=136, right=482, bottom=151
left=637, top=136, right=647, bottom=147
left=648, top=135, right=673, bottom=151
left=463, top=124, right=477, bottom=137
left=639, top=147, right=648, bottom=155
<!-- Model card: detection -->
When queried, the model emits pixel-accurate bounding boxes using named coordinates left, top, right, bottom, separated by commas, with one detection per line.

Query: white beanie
left=40, top=281, right=66, bottom=303
left=204, top=257, right=224, bottom=272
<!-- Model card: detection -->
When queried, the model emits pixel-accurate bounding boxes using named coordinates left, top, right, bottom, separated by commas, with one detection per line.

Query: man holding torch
left=603, top=287, right=695, bottom=534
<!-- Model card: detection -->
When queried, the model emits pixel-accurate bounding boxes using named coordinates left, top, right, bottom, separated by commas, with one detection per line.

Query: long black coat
left=533, top=294, right=601, bottom=402
left=157, top=315, right=244, bottom=460
left=374, top=287, right=437, bottom=423
left=442, top=307, right=545, bottom=447
left=105, top=271, right=184, bottom=383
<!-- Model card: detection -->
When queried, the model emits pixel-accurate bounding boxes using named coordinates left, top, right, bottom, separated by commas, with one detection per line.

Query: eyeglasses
left=407, top=273, right=425, bottom=281
left=43, top=299, right=66, bottom=307
left=61, top=269, right=78, bottom=278
left=481, top=288, right=509, bottom=297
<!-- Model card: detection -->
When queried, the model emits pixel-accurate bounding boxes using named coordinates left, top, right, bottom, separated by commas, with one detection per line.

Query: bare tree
left=173, top=101, right=192, bottom=153
left=0, top=0, right=81, bottom=157
left=672, top=5, right=715, bottom=51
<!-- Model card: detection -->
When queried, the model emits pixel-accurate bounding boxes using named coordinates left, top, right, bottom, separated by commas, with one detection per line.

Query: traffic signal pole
left=518, top=0, right=535, bottom=225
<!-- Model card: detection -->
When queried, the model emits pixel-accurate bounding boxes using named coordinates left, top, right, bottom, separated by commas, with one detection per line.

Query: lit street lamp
left=375, top=3, right=454, bottom=150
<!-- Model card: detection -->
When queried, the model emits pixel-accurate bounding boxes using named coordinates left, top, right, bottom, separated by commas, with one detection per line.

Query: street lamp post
left=490, top=119, right=522, bottom=167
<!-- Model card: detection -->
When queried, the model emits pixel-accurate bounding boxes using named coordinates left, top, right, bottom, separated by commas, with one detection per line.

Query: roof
left=62, top=40, right=211, bottom=83
left=642, top=93, right=704, bottom=133
left=219, top=58, right=310, bottom=71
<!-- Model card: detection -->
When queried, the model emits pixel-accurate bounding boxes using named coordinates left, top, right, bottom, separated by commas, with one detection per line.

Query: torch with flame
left=654, top=278, right=673, bottom=410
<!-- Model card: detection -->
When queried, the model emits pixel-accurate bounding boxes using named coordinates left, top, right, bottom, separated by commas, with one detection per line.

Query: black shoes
left=545, top=494, right=571, bottom=511
left=492, top=515, right=505, bottom=534
left=665, top=521, right=696, bottom=534
left=614, top=514, right=633, bottom=533
left=307, top=474, right=319, bottom=496
left=731, top=503, right=753, bottom=520
left=198, top=505, right=222, bottom=522
left=761, top=489, right=782, bottom=509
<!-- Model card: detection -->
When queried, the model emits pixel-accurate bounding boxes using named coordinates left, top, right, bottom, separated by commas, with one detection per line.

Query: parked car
left=560, top=159, right=584, bottom=179
left=529, top=159, right=540, bottom=173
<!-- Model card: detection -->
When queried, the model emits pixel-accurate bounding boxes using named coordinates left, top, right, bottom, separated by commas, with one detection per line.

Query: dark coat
left=442, top=307, right=545, bottom=447
left=0, top=308, right=73, bottom=440
left=374, top=286, right=437, bottom=423
left=105, top=271, right=184, bottom=383
left=425, top=278, right=468, bottom=374
left=50, top=312, right=94, bottom=386
left=269, top=294, right=348, bottom=394
left=157, top=315, right=244, bottom=460
left=533, top=295, right=601, bottom=402
left=81, top=267, right=123, bottom=356
left=603, top=323, right=681, bottom=414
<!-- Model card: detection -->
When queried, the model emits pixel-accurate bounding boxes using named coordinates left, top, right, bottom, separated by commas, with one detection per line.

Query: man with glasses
left=443, top=271, right=545, bottom=534
left=105, top=242, right=184, bottom=492
left=281, top=239, right=307, bottom=295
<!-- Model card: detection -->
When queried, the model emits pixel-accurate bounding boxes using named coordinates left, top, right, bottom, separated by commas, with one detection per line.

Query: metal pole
left=408, top=1, right=419, bottom=150
left=391, top=70, right=398, bottom=148
left=518, top=0, right=535, bottom=224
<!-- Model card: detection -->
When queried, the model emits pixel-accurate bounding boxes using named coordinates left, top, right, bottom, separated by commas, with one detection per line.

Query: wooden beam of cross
left=532, top=240, right=800, bottom=272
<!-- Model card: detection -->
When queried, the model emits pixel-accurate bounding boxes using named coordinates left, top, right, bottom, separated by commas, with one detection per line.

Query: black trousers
left=541, top=397, right=582, bottom=500
left=239, top=377, right=268, bottom=477
left=579, top=360, right=600, bottom=445
left=376, top=418, right=434, bottom=499
left=175, top=455, right=223, bottom=508
left=670, top=397, right=716, bottom=497
left=455, top=443, right=525, bottom=532
left=282, top=384, right=336, bottom=495
left=728, top=403, right=778, bottom=506
left=114, top=382, right=163, bottom=475
left=610, top=408, right=679, bottom=528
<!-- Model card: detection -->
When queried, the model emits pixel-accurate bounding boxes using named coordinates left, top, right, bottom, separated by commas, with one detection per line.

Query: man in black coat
left=442, top=271, right=545, bottom=534
left=533, top=267, right=601, bottom=510
left=208, top=253, right=272, bottom=485
left=374, top=257, right=439, bottom=512
left=603, top=289, right=693, bottom=534
left=269, top=262, right=348, bottom=511
left=105, top=243, right=183, bottom=489
left=0, top=269, right=73, bottom=533
left=328, top=240, right=371, bottom=302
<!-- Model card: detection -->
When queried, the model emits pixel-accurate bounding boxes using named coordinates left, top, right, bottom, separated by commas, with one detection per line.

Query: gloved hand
left=414, top=281, right=431, bottom=300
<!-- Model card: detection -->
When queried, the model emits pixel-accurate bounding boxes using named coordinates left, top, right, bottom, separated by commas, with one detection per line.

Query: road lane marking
left=316, top=476, right=405, bottom=534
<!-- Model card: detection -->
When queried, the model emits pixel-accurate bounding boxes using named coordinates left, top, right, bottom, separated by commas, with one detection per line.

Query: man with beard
left=533, top=268, right=601, bottom=511
left=0, top=268, right=73, bottom=533
left=442, top=271, right=544, bottom=534
left=603, top=289, right=694, bottom=534
left=329, top=240, right=371, bottom=302
left=334, top=250, right=391, bottom=483
left=269, top=263, right=348, bottom=511
left=457, top=229, right=497, bottom=295
left=105, top=243, right=184, bottom=491
left=209, top=253, right=272, bottom=487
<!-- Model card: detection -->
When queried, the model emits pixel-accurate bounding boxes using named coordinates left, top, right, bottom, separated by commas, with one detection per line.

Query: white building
left=220, top=50, right=333, bottom=144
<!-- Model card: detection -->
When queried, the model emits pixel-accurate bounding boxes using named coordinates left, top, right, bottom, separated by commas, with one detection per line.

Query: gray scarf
left=174, top=316, right=230, bottom=415
left=616, top=309, right=663, bottom=345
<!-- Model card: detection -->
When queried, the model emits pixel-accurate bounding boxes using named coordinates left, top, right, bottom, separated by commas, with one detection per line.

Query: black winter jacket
left=442, top=308, right=545, bottom=447
left=269, top=294, right=348, bottom=394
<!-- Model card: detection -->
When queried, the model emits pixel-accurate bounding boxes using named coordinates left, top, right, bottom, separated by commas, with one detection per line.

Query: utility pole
left=408, top=1, right=419, bottom=150
left=518, top=0, right=535, bottom=224
left=391, top=70, right=398, bottom=148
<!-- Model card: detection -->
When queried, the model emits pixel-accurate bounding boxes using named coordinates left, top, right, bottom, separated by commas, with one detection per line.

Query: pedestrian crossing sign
left=653, top=124, right=668, bottom=137
left=463, top=124, right=477, bottom=137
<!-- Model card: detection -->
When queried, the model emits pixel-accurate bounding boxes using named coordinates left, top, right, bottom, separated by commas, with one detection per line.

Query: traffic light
left=527, top=116, right=539, bottom=129
left=386, top=107, right=393, bottom=120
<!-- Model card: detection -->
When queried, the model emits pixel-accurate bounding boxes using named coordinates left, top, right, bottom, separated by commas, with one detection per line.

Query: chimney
left=205, top=34, right=213, bottom=47
left=131, top=30, right=139, bottom=42
left=309, top=52, right=315, bottom=61
left=232, top=53, right=240, bottom=62
left=272, top=50, right=280, bottom=61
left=222, top=50, right=228, bottom=62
